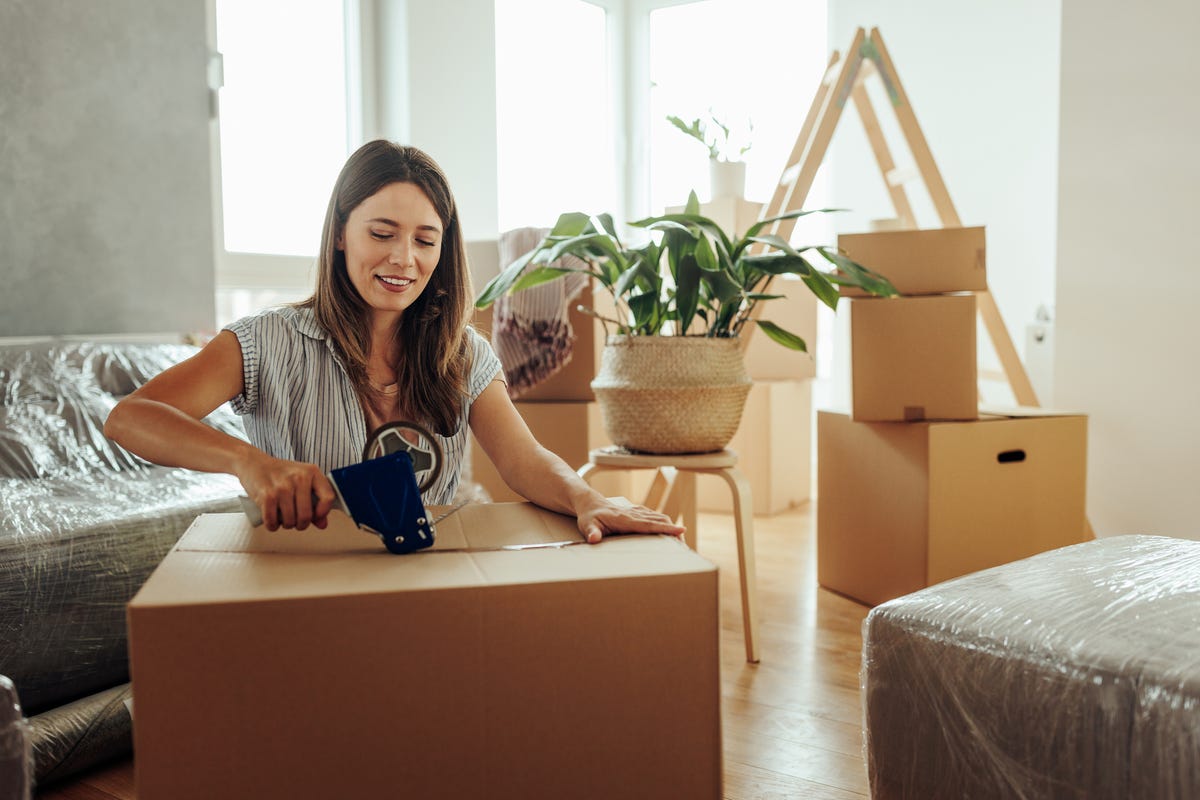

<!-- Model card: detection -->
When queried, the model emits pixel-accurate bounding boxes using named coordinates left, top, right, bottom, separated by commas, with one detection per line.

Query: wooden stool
left=578, top=447, right=760, bottom=663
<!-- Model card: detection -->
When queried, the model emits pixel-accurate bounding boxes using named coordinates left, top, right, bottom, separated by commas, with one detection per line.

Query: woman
left=104, top=140, right=683, bottom=543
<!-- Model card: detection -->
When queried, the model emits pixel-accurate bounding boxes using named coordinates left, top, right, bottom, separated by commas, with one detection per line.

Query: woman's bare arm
left=468, top=380, right=684, bottom=543
left=103, top=331, right=336, bottom=530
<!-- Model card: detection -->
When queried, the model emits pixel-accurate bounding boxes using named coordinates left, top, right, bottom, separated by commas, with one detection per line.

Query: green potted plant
left=476, top=192, right=897, bottom=453
left=667, top=112, right=753, bottom=199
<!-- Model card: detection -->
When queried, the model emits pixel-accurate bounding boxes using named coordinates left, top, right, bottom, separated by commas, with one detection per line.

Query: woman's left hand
left=575, top=497, right=686, bottom=544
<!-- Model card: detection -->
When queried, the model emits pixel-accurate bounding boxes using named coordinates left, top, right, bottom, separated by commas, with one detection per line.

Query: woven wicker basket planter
left=591, top=335, right=752, bottom=454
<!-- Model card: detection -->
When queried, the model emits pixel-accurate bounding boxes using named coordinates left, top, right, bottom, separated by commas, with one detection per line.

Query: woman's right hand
left=234, top=451, right=338, bottom=532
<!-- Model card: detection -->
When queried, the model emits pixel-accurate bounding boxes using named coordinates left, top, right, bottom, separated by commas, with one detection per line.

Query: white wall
left=1056, top=0, right=1200, bottom=540
left=827, top=2, right=1062, bottom=384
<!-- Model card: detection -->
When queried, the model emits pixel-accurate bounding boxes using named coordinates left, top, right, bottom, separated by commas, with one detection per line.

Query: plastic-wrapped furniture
left=862, top=534, right=1200, bottom=799
left=0, top=340, right=245, bottom=786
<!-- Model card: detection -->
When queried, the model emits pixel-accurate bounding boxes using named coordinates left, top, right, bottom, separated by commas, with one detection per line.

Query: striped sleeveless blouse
left=224, top=306, right=502, bottom=505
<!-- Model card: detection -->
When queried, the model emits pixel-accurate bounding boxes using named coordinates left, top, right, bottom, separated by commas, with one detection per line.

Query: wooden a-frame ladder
left=747, top=26, right=1040, bottom=408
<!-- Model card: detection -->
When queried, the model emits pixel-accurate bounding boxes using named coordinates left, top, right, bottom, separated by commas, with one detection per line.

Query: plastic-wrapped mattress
left=862, top=534, right=1200, bottom=800
left=0, top=341, right=245, bottom=717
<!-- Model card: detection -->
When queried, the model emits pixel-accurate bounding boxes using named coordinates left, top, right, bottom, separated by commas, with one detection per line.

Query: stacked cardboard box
left=818, top=227, right=1089, bottom=605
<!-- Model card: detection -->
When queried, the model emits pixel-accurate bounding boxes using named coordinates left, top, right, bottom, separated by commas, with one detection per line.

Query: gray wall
left=0, top=1, right=215, bottom=336
left=1056, top=0, right=1200, bottom=540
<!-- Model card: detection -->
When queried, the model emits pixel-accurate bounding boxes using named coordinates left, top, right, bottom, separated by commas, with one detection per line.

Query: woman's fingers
left=243, top=457, right=329, bottom=531
left=577, top=502, right=687, bottom=543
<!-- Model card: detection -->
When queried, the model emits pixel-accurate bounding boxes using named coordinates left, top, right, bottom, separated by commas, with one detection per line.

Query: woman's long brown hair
left=299, top=141, right=472, bottom=436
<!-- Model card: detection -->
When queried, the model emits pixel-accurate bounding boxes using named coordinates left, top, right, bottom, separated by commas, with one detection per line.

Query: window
left=646, top=0, right=828, bottom=216
left=494, top=0, right=616, bottom=232
left=211, top=0, right=360, bottom=325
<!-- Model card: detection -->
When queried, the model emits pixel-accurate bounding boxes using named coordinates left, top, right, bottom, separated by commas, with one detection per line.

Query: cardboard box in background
left=741, top=276, right=818, bottom=381
left=470, top=401, right=629, bottom=502
left=850, top=294, right=978, bottom=422
left=698, top=380, right=812, bottom=515
left=472, top=284, right=599, bottom=402
left=816, top=408, right=1089, bottom=606
left=128, top=508, right=721, bottom=800
left=837, top=226, right=987, bottom=296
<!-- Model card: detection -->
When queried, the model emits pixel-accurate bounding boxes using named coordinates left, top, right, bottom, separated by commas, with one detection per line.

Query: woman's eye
left=370, top=231, right=392, bottom=241
left=418, top=239, right=436, bottom=248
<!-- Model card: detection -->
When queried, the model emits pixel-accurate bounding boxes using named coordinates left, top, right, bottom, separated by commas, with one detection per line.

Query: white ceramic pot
left=709, top=159, right=746, bottom=200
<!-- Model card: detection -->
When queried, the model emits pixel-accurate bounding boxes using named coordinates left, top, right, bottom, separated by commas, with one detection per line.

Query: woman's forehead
left=352, top=182, right=441, bottom=229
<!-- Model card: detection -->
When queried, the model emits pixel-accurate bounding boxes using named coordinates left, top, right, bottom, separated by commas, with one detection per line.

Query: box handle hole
left=997, top=449, right=1026, bottom=464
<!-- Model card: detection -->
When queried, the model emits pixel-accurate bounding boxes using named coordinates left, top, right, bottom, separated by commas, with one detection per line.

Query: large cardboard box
left=817, top=407, right=1088, bottom=606
left=473, top=285, right=599, bottom=402
left=128, top=507, right=721, bottom=800
left=698, top=380, right=812, bottom=515
left=470, top=400, right=629, bottom=502
left=849, top=294, right=977, bottom=422
left=837, top=226, right=987, bottom=296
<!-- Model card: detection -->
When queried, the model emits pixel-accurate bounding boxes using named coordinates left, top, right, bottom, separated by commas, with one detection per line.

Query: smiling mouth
left=376, top=275, right=415, bottom=289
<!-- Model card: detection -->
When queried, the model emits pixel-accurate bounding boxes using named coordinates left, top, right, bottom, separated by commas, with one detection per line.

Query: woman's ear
left=335, top=234, right=344, bottom=251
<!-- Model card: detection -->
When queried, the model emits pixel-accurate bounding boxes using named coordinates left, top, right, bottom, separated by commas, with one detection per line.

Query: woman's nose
left=388, top=241, right=412, bottom=265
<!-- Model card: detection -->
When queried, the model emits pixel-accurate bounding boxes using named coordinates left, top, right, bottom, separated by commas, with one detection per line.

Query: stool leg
left=658, top=468, right=683, bottom=523
left=677, top=471, right=698, bottom=551
left=715, top=466, right=760, bottom=663
left=643, top=467, right=676, bottom=513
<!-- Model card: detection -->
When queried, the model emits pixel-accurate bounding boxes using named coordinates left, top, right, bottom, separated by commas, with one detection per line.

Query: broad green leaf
left=742, top=252, right=815, bottom=276
left=597, top=212, right=619, bottom=239
left=634, top=219, right=700, bottom=238
left=630, top=212, right=733, bottom=256
left=755, top=320, right=808, bottom=352
left=816, top=247, right=899, bottom=296
left=800, top=260, right=840, bottom=310
left=694, top=233, right=719, bottom=272
left=511, top=265, right=594, bottom=294
left=549, top=212, right=593, bottom=238
left=744, top=208, right=845, bottom=240
left=685, top=189, right=701, bottom=216
left=746, top=292, right=786, bottom=301
left=745, top=234, right=806, bottom=259
left=542, top=232, right=625, bottom=268
left=629, top=292, right=660, bottom=332
left=475, top=248, right=536, bottom=307
left=701, top=267, right=743, bottom=304
left=674, top=254, right=701, bottom=335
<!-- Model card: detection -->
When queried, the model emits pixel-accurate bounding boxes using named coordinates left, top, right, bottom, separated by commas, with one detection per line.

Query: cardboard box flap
left=432, top=502, right=583, bottom=550
left=172, top=502, right=584, bottom=555
left=130, top=506, right=713, bottom=609
left=129, top=545, right=492, bottom=607
left=175, top=510, right=382, bottom=555
left=469, top=535, right=714, bottom=585
left=978, top=405, right=1087, bottom=419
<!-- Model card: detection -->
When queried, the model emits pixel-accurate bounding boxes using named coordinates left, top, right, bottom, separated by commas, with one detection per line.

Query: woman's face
left=338, top=181, right=442, bottom=326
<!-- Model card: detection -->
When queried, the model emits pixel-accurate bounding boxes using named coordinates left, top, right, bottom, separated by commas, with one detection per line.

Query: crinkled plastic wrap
left=862, top=534, right=1200, bottom=800
left=0, top=341, right=245, bottom=717
left=0, top=675, right=32, bottom=800
left=28, top=682, right=132, bottom=788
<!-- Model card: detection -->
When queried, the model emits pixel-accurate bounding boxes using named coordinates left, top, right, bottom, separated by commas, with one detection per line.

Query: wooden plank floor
left=37, top=501, right=872, bottom=799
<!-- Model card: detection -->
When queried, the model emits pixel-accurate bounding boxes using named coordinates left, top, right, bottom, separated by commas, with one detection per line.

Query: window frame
left=205, top=0, right=370, bottom=296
